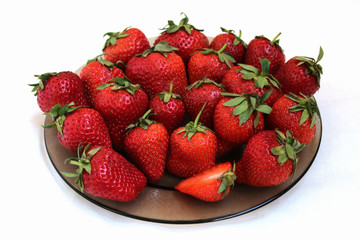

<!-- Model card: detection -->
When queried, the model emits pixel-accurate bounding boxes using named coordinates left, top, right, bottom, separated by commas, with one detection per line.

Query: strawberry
left=149, top=83, right=185, bottom=134
left=94, top=77, right=148, bottom=152
left=154, top=12, right=209, bottom=64
left=183, top=78, right=225, bottom=129
left=213, top=91, right=272, bottom=145
left=166, top=103, right=217, bottom=178
left=175, top=162, right=236, bottom=202
left=235, top=129, right=305, bottom=187
left=216, top=137, right=240, bottom=159
left=275, top=47, right=324, bottom=97
left=43, top=102, right=112, bottom=153
left=62, top=144, right=147, bottom=202
left=124, top=110, right=169, bottom=184
left=187, top=44, right=235, bottom=84
left=79, top=54, right=125, bottom=107
left=102, top=27, right=150, bottom=66
left=29, top=72, right=88, bottom=113
left=126, top=41, right=188, bottom=98
left=210, top=27, right=247, bottom=63
left=244, top=33, right=285, bottom=74
left=221, top=58, right=283, bottom=106
left=266, top=93, right=321, bottom=144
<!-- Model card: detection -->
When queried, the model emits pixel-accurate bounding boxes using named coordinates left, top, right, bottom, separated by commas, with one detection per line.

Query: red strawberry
left=187, top=44, right=235, bottom=84
left=183, top=78, right=225, bottom=129
left=149, top=83, right=185, bottom=134
left=43, top=102, right=112, bottom=153
left=29, top=72, right=88, bottom=113
left=244, top=33, right=285, bottom=74
left=210, top=27, right=247, bottom=63
left=166, top=103, right=217, bottom=178
left=216, top=137, right=240, bottom=159
left=124, top=110, right=169, bottom=183
left=79, top=55, right=125, bottom=107
left=235, top=129, right=305, bottom=187
left=126, top=41, right=188, bottom=98
left=275, top=47, right=324, bottom=97
left=102, top=27, right=150, bottom=65
left=266, top=93, right=321, bottom=144
left=63, top=144, right=147, bottom=202
left=154, top=12, right=209, bottom=64
left=213, top=91, right=272, bottom=145
left=221, top=58, right=283, bottom=106
left=175, top=162, right=236, bottom=202
left=93, top=78, right=148, bottom=152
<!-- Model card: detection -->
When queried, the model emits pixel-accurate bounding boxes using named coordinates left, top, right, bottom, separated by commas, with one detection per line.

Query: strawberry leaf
left=160, top=12, right=203, bottom=34
left=271, top=129, right=305, bottom=179
left=222, top=91, right=272, bottom=127
left=286, top=93, right=321, bottom=128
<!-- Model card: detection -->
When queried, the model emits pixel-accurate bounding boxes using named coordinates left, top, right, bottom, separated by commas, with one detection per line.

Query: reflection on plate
left=44, top=113, right=321, bottom=224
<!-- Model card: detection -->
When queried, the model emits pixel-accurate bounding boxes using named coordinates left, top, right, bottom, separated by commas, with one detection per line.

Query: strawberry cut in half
left=175, top=162, right=236, bottom=202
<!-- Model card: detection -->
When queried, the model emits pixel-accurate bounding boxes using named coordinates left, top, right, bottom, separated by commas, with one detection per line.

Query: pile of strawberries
left=30, top=13, right=323, bottom=203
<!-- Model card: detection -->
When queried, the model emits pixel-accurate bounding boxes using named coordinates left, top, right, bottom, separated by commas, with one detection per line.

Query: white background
left=1, top=0, right=359, bottom=239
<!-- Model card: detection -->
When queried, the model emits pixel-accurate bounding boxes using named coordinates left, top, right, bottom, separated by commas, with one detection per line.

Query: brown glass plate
left=44, top=112, right=321, bottom=224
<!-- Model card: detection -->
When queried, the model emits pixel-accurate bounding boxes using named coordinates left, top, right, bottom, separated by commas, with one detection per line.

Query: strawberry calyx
left=137, top=41, right=178, bottom=58
left=97, top=76, right=140, bottom=95
left=42, top=102, right=81, bottom=136
left=197, top=43, right=236, bottom=68
left=217, top=163, right=237, bottom=198
left=86, top=53, right=116, bottom=69
left=221, top=90, right=273, bottom=128
left=126, top=109, right=156, bottom=133
left=160, top=12, right=203, bottom=34
left=158, top=83, right=182, bottom=103
left=286, top=93, right=321, bottom=128
left=271, top=129, right=305, bottom=179
left=102, top=27, right=130, bottom=50
left=185, top=77, right=225, bottom=91
left=295, top=46, right=324, bottom=87
left=220, top=27, right=247, bottom=48
left=62, top=143, right=102, bottom=192
left=238, top=58, right=281, bottom=89
left=29, top=72, right=59, bottom=96
left=255, top=32, right=283, bottom=51
left=177, top=101, right=212, bottom=140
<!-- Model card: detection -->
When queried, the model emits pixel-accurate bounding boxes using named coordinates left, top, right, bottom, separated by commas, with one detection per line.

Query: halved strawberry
left=175, top=162, right=236, bottom=202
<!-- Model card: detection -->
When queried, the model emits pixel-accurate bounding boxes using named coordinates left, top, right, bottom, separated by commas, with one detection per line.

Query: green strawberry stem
left=160, top=12, right=203, bottom=34
left=295, top=47, right=324, bottom=86
left=198, top=44, right=235, bottom=68
left=62, top=143, right=102, bottom=192
left=29, top=72, right=59, bottom=96
left=238, top=58, right=281, bottom=89
left=221, top=90, right=273, bottom=128
left=138, top=41, right=178, bottom=58
left=271, top=32, right=281, bottom=45
left=217, top=163, right=237, bottom=198
left=97, top=76, right=140, bottom=95
left=255, top=33, right=283, bottom=51
left=42, top=102, right=80, bottom=136
left=126, top=109, right=156, bottom=133
left=185, top=78, right=225, bottom=91
left=220, top=27, right=247, bottom=48
left=86, top=53, right=116, bottom=69
left=271, top=129, right=305, bottom=181
left=158, top=83, right=182, bottom=103
left=177, top=101, right=212, bottom=140
left=102, top=27, right=130, bottom=50
left=286, top=93, right=321, bottom=128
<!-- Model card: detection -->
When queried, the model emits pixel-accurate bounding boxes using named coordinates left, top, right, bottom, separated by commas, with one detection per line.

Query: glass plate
left=44, top=37, right=322, bottom=223
left=44, top=113, right=321, bottom=224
